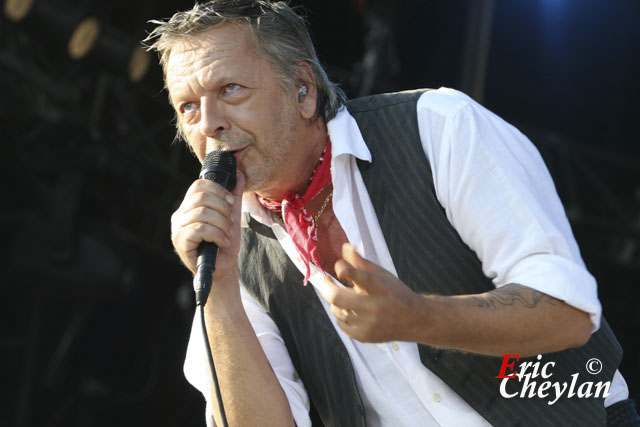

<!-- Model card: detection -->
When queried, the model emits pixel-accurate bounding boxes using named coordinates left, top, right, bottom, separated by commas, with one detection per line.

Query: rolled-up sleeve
left=417, top=88, right=601, bottom=331
left=183, top=286, right=311, bottom=427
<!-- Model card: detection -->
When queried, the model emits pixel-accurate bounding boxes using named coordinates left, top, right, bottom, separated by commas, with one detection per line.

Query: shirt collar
left=242, top=105, right=371, bottom=223
left=327, top=105, right=372, bottom=162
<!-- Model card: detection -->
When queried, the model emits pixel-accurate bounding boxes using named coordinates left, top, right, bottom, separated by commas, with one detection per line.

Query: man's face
left=165, top=23, right=301, bottom=194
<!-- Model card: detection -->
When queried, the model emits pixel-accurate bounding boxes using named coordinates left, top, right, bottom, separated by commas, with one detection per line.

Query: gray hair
left=144, top=0, right=346, bottom=125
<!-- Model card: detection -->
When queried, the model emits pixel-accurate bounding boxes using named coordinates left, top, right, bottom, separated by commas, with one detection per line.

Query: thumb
left=228, top=171, right=246, bottom=228
left=232, top=171, right=246, bottom=197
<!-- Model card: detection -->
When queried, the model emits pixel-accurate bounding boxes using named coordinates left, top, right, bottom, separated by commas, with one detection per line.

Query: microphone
left=194, top=150, right=237, bottom=306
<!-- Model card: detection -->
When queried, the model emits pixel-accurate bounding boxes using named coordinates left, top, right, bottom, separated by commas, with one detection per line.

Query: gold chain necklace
left=313, top=190, right=333, bottom=223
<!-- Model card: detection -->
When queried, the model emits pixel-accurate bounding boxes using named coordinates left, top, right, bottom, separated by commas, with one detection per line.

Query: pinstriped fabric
left=239, top=218, right=366, bottom=427
left=351, top=91, right=492, bottom=297
left=239, top=90, right=623, bottom=426
left=348, top=90, right=621, bottom=426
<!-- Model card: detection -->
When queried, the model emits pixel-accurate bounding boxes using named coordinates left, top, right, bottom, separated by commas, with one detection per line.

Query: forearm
left=203, top=275, right=295, bottom=427
left=414, top=284, right=593, bottom=357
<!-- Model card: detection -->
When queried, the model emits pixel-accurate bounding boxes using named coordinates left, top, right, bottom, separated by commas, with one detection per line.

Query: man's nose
left=199, top=95, right=230, bottom=138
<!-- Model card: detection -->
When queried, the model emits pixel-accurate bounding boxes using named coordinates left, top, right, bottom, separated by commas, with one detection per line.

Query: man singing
left=145, top=1, right=637, bottom=425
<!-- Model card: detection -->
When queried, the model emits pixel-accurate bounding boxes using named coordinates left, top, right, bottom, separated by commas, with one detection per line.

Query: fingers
left=180, top=222, right=231, bottom=249
left=335, top=259, right=371, bottom=294
left=341, top=243, right=371, bottom=270
left=181, top=180, right=235, bottom=215
left=189, top=177, right=236, bottom=198
left=316, top=277, right=364, bottom=311
left=332, top=306, right=358, bottom=335
left=180, top=205, right=232, bottom=237
left=171, top=175, right=243, bottom=273
left=323, top=283, right=359, bottom=332
left=320, top=244, right=420, bottom=342
left=330, top=304, right=354, bottom=323
left=335, top=243, right=387, bottom=294
left=173, top=181, right=234, bottom=240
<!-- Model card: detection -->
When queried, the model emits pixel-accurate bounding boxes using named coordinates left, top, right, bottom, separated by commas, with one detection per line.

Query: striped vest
left=238, top=90, right=622, bottom=426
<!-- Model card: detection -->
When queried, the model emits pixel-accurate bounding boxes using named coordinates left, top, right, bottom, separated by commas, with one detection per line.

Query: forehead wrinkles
left=166, top=44, right=219, bottom=99
left=166, top=25, right=259, bottom=94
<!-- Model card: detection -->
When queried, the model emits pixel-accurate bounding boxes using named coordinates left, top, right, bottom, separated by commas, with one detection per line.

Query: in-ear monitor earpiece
left=298, top=85, right=308, bottom=101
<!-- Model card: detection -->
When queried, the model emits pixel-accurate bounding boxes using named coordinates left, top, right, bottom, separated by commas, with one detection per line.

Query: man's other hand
left=316, top=243, right=428, bottom=343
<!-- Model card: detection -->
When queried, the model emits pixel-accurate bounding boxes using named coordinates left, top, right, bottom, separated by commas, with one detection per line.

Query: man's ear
left=294, top=61, right=318, bottom=121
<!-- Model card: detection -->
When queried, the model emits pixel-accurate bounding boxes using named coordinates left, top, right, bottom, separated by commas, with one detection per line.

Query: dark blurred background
left=1, top=0, right=638, bottom=426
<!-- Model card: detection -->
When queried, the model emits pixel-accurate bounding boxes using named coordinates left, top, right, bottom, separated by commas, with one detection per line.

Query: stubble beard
left=243, top=104, right=299, bottom=196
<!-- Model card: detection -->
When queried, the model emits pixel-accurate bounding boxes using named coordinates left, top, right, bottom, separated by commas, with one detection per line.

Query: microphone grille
left=200, top=150, right=237, bottom=191
left=202, top=150, right=235, bottom=170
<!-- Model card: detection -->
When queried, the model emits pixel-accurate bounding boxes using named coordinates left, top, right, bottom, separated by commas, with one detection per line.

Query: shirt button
left=432, top=393, right=441, bottom=403
left=391, top=342, right=399, bottom=351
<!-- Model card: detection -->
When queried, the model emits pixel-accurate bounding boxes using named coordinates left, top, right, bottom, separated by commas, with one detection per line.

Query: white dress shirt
left=184, top=88, right=628, bottom=427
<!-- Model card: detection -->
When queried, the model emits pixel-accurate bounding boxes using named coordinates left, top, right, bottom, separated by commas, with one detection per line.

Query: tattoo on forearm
left=472, top=285, right=562, bottom=310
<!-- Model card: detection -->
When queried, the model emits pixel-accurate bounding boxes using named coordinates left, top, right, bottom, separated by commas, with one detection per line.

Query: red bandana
left=257, top=138, right=332, bottom=284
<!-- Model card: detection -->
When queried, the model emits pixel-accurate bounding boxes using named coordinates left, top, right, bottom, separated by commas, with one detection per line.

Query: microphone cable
left=198, top=302, right=229, bottom=427
left=193, top=150, right=236, bottom=427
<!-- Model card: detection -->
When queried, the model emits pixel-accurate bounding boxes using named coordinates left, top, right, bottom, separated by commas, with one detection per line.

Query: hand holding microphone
left=171, top=151, right=242, bottom=427
left=170, top=151, right=244, bottom=306
left=194, top=151, right=237, bottom=305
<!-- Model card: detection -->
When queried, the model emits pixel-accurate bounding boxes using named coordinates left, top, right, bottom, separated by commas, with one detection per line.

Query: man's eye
left=181, top=102, right=199, bottom=114
left=224, top=84, right=241, bottom=93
